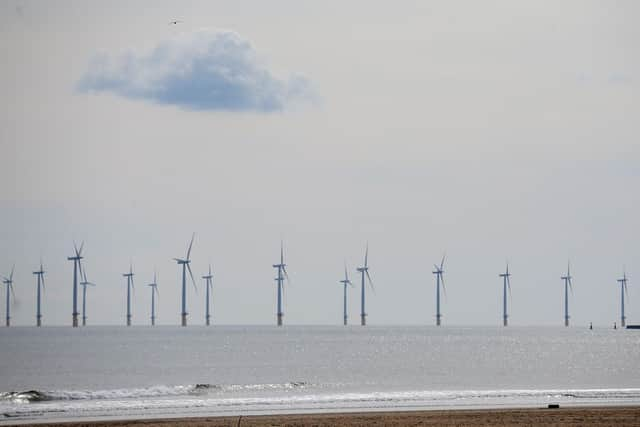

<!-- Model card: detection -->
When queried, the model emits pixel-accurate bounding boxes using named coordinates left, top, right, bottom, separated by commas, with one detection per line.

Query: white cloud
left=78, top=29, right=313, bottom=112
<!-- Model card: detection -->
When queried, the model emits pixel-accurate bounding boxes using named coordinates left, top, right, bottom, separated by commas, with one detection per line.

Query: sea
left=1, top=326, right=639, bottom=424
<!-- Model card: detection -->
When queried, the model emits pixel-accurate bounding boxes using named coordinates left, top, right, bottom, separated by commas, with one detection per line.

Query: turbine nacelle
left=618, top=271, right=629, bottom=297
left=68, top=241, right=85, bottom=261
left=340, top=279, right=354, bottom=287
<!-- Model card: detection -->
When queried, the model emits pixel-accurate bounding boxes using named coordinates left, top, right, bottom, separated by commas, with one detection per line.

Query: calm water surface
left=0, top=326, right=639, bottom=423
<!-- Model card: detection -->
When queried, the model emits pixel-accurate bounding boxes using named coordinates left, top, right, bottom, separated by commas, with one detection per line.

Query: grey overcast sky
left=1, top=1, right=638, bottom=326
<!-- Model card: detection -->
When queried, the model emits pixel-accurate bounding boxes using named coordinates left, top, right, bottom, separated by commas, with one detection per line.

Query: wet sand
left=14, top=406, right=640, bottom=426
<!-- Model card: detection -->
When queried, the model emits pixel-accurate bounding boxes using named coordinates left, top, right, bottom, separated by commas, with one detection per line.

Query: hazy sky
left=1, top=1, right=638, bottom=326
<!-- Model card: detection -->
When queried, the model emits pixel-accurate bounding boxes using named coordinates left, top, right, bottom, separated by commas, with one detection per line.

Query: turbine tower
left=80, top=269, right=96, bottom=326
left=203, top=265, right=213, bottom=326
left=67, top=242, right=84, bottom=327
left=561, top=262, right=573, bottom=327
left=339, top=263, right=353, bottom=325
left=356, top=244, right=374, bottom=326
left=273, top=241, right=290, bottom=326
left=499, top=263, right=512, bottom=326
left=33, top=260, right=45, bottom=327
left=3, top=266, right=15, bottom=327
left=122, top=264, right=135, bottom=326
left=617, top=269, right=629, bottom=328
left=148, top=272, right=159, bottom=326
left=432, top=255, right=446, bottom=326
left=174, top=233, right=196, bottom=327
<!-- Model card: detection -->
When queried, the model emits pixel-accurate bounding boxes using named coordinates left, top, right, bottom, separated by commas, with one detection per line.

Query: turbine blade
left=366, top=270, right=374, bottom=293
left=186, top=232, right=195, bottom=260
left=10, top=264, right=14, bottom=281
left=364, top=244, right=369, bottom=268
left=568, top=277, right=573, bottom=294
left=78, top=259, right=84, bottom=283
left=280, top=240, right=284, bottom=265
left=78, top=241, right=84, bottom=257
left=187, top=263, right=197, bottom=293
left=73, top=241, right=79, bottom=256
left=41, top=274, right=46, bottom=292
left=440, top=254, right=446, bottom=270
left=10, top=283, right=15, bottom=303
left=441, top=275, right=447, bottom=298
left=282, top=266, right=290, bottom=284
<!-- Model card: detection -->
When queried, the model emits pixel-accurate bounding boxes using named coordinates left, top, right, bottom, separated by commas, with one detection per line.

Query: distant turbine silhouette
left=148, top=272, right=159, bottom=326
left=122, top=264, right=135, bottom=326
left=174, top=233, right=196, bottom=327
left=561, top=262, right=573, bottom=327
left=33, top=260, right=45, bottom=327
left=202, top=265, right=213, bottom=326
left=67, top=242, right=85, bottom=327
left=3, top=265, right=15, bottom=327
left=617, top=269, right=629, bottom=328
left=499, top=263, right=512, bottom=326
left=356, top=244, right=374, bottom=326
left=80, top=269, right=96, bottom=326
left=339, top=262, right=354, bottom=325
left=273, top=241, right=290, bottom=326
left=432, top=255, right=446, bottom=326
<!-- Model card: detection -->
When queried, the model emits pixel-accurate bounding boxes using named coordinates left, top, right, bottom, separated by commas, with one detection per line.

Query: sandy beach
left=13, top=406, right=640, bottom=427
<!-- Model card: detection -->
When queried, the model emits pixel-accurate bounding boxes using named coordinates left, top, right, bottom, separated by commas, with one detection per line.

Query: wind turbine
left=617, top=269, right=629, bottom=328
left=3, top=266, right=15, bottom=327
left=33, top=260, right=45, bottom=327
left=432, top=255, right=446, bottom=326
left=202, top=265, right=213, bottom=326
left=67, top=242, right=85, bottom=327
left=273, top=241, right=290, bottom=326
left=499, top=263, right=512, bottom=326
left=148, top=272, right=159, bottom=326
left=356, top=244, right=374, bottom=326
left=122, top=264, right=135, bottom=326
left=174, top=233, right=196, bottom=327
left=80, top=269, right=96, bottom=326
left=561, top=262, right=573, bottom=327
left=339, top=263, right=353, bottom=325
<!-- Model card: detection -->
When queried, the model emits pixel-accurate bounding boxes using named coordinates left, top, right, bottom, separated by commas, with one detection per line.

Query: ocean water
left=0, top=326, right=639, bottom=423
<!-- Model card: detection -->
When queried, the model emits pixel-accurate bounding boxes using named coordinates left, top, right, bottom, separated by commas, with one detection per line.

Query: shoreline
left=9, top=406, right=640, bottom=427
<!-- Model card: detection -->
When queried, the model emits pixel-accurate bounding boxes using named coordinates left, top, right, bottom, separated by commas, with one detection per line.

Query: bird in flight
left=169, top=20, right=182, bottom=25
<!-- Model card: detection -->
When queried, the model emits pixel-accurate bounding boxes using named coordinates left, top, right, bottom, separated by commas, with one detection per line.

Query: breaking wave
left=0, top=382, right=310, bottom=403
left=2, top=386, right=640, bottom=421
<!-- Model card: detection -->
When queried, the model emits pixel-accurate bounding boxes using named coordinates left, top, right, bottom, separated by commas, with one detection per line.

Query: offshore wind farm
left=0, top=236, right=635, bottom=328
